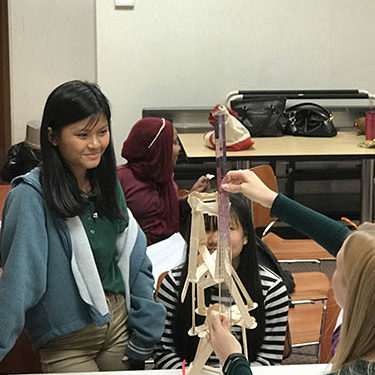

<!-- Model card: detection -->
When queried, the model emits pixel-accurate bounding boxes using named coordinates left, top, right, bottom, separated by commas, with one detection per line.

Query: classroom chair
left=262, top=232, right=335, bottom=264
left=154, top=271, right=169, bottom=301
left=288, top=301, right=325, bottom=347
left=178, top=189, right=190, bottom=197
left=318, top=287, right=340, bottom=363
left=288, top=287, right=340, bottom=359
left=250, top=165, right=333, bottom=305
left=0, top=184, right=11, bottom=218
left=290, top=272, right=331, bottom=302
left=250, top=164, right=335, bottom=266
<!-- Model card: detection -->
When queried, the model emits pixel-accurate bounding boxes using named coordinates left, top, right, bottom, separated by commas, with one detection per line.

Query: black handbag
left=230, top=96, right=286, bottom=137
left=284, top=102, right=337, bottom=137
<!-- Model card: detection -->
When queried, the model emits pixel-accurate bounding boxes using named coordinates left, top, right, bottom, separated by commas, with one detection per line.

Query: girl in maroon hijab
left=118, top=117, right=209, bottom=245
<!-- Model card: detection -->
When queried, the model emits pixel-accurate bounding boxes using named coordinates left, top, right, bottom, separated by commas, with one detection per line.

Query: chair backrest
left=154, top=271, right=169, bottom=301
left=0, top=184, right=11, bottom=216
left=249, top=165, right=278, bottom=229
left=319, top=287, right=341, bottom=363
left=178, top=189, right=190, bottom=197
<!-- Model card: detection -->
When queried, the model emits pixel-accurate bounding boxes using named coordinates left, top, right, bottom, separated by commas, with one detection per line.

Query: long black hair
left=174, top=193, right=266, bottom=363
left=39, top=80, right=124, bottom=219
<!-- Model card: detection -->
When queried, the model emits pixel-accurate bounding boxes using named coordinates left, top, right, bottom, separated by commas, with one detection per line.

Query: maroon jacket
left=118, top=165, right=180, bottom=246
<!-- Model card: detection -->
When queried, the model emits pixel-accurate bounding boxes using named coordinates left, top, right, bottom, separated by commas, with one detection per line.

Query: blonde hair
left=332, top=222, right=375, bottom=372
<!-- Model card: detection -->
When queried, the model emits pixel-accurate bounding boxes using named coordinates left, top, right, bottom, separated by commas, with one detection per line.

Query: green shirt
left=79, top=182, right=128, bottom=294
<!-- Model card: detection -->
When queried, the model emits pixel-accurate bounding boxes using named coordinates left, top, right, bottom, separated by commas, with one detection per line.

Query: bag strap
left=286, top=102, right=332, bottom=119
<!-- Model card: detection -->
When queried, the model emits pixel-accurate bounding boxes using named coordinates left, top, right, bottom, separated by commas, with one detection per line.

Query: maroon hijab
left=121, top=117, right=179, bottom=234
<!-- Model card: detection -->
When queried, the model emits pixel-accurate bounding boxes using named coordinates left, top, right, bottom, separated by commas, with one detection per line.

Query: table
left=178, top=130, right=375, bottom=222
left=26, top=364, right=332, bottom=375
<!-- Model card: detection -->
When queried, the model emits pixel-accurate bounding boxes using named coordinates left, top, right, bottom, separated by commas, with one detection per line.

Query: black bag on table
left=230, top=96, right=286, bottom=137
left=284, top=102, right=337, bottom=137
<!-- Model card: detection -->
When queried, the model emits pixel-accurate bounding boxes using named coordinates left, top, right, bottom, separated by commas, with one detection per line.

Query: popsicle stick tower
left=181, top=108, right=257, bottom=375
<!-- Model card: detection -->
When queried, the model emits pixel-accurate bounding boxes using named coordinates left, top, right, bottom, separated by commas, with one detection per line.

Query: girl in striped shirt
left=153, top=193, right=289, bottom=368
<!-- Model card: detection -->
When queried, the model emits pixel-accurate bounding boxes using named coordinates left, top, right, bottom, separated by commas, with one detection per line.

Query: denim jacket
left=0, top=168, right=166, bottom=361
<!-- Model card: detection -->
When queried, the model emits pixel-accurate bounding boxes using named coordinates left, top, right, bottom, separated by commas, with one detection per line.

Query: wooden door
left=0, top=0, right=11, bottom=183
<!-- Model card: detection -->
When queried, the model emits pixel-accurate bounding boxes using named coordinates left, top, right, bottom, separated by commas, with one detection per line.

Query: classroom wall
left=8, top=0, right=96, bottom=144
left=96, top=0, right=375, bottom=162
left=8, top=0, right=375, bottom=162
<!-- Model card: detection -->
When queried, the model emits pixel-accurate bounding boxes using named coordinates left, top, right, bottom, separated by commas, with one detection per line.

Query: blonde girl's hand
left=207, top=314, right=242, bottom=363
left=222, top=170, right=277, bottom=208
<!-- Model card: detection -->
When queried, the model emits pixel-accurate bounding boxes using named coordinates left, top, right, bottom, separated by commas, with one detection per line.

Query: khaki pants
left=39, top=294, right=130, bottom=373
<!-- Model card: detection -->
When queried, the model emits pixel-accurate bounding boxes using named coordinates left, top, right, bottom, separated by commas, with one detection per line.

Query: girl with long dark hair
left=0, top=80, right=165, bottom=372
left=153, top=193, right=289, bottom=368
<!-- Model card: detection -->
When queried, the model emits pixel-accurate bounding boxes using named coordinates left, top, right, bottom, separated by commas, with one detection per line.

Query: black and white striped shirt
left=153, top=264, right=289, bottom=368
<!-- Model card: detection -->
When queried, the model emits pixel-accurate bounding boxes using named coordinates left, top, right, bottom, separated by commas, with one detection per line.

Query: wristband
left=222, top=353, right=246, bottom=375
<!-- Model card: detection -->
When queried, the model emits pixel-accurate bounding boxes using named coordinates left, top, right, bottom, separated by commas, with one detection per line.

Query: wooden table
left=178, top=130, right=375, bottom=222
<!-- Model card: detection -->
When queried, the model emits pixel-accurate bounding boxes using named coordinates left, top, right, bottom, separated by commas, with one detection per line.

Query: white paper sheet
left=146, top=232, right=187, bottom=288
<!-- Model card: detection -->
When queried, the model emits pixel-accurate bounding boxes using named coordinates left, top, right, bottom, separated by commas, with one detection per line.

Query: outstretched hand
left=207, top=314, right=242, bottom=363
left=191, top=175, right=211, bottom=192
left=222, top=170, right=278, bottom=208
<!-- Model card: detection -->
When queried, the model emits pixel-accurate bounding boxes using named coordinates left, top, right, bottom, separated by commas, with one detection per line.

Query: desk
left=178, top=130, right=375, bottom=222
left=28, top=364, right=332, bottom=375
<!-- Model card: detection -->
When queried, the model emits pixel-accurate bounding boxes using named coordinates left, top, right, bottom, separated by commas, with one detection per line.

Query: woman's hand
left=222, top=170, right=277, bottom=208
left=191, top=175, right=211, bottom=192
left=207, top=314, right=242, bottom=363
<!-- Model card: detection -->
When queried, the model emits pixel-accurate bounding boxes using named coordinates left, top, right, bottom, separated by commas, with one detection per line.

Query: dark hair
left=40, top=80, right=124, bottom=219
left=174, top=193, right=266, bottom=363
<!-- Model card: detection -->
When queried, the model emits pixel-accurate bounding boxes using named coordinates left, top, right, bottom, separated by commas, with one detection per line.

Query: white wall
left=8, top=0, right=96, bottom=143
left=96, top=0, right=375, bottom=162
left=8, top=0, right=375, bottom=162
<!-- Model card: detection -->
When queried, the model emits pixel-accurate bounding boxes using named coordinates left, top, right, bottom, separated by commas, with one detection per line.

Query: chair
left=0, top=184, right=10, bottom=216
left=288, top=301, right=325, bottom=347
left=263, top=232, right=335, bottom=263
left=178, top=189, right=190, bottom=197
left=290, top=272, right=331, bottom=302
left=250, top=165, right=333, bottom=299
left=250, top=165, right=333, bottom=355
left=250, top=165, right=335, bottom=265
left=318, top=287, right=340, bottom=363
left=286, top=278, right=331, bottom=351
left=289, top=287, right=340, bottom=357
left=154, top=271, right=169, bottom=301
